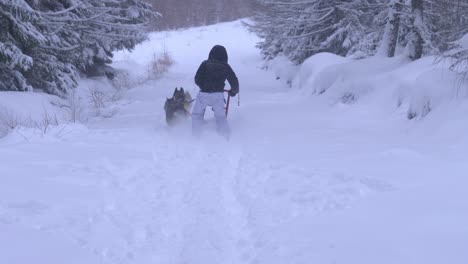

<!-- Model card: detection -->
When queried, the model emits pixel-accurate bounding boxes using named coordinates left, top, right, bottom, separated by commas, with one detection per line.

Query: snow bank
left=458, top=33, right=468, bottom=49
left=77, top=77, right=129, bottom=119
left=405, top=69, right=465, bottom=119
left=0, top=91, right=92, bottom=141
left=311, top=55, right=409, bottom=97
left=1, top=123, right=89, bottom=145
left=0, top=92, right=64, bottom=137
left=291, top=52, right=467, bottom=118
left=263, top=55, right=299, bottom=87
left=292, top=52, right=348, bottom=94
left=0, top=75, right=124, bottom=138
left=0, top=92, right=60, bottom=121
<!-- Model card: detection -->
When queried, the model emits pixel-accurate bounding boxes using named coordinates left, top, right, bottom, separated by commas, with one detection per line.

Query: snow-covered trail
left=1, top=21, right=468, bottom=264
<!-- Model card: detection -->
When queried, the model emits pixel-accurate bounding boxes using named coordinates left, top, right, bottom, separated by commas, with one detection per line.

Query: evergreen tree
left=430, top=0, right=468, bottom=52
left=144, top=0, right=253, bottom=30
left=0, top=0, right=43, bottom=91
left=250, top=0, right=382, bottom=64
left=379, top=0, right=468, bottom=59
left=0, top=0, right=155, bottom=96
left=438, top=1, right=468, bottom=76
left=250, top=0, right=468, bottom=63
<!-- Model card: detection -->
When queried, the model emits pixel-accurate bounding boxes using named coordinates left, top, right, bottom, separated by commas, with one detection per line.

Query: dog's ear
left=180, top=87, right=185, bottom=93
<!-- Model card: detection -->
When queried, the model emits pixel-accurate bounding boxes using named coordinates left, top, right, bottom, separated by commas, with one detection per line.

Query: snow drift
left=288, top=52, right=468, bottom=119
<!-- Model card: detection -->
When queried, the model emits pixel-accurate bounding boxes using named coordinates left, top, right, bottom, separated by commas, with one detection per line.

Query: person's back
left=192, top=45, right=239, bottom=138
left=195, top=45, right=239, bottom=94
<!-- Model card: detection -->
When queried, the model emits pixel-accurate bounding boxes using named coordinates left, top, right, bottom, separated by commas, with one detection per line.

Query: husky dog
left=164, top=87, right=193, bottom=125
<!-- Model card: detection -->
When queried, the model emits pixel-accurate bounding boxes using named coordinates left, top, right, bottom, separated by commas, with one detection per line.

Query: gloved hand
left=228, top=89, right=238, bottom=97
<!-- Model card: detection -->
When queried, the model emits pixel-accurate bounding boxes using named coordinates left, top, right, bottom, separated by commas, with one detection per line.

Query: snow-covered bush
left=87, top=83, right=121, bottom=119
left=310, top=55, right=408, bottom=99
left=147, top=51, right=174, bottom=80
left=292, top=53, right=347, bottom=93
left=263, top=55, right=298, bottom=87
left=65, top=89, right=87, bottom=124
left=406, top=69, right=466, bottom=119
left=0, top=103, right=63, bottom=138
left=89, top=87, right=107, bottom=110
left=111, top=71, right=133, bottom=91
left=0, top=90, right=68, bottom=138
left=33, top=110, right=60, bottom=135
left=0, top=107, right=21, bottom=137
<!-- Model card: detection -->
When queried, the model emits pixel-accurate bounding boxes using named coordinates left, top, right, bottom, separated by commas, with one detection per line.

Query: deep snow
left=1, top=20, right=468, bottom=264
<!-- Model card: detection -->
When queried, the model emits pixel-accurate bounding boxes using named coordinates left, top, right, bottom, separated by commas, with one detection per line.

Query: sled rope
left=225, top=91, right=231, bottom=117
left=186, top=99, right=196, bottom=104
left=223, top=89, right=239, bottom=117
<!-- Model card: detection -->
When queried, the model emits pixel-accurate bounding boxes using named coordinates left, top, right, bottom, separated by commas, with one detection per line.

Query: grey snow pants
left=192, top=92, right=230, bottom=138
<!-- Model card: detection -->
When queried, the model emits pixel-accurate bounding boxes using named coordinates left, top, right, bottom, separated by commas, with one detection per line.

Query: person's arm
left=195, top=62, right=206, bottom=88
left=226, top=64, right=239, bottom=96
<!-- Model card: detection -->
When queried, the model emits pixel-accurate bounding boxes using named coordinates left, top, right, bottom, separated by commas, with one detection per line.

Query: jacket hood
left=208, top=45, right=228, bottom=63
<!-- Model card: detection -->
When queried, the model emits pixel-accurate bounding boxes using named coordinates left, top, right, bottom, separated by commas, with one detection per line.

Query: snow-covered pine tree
left=1, top=0, right=155, bottom=96
left=144, top=0, right=253, bottom=30
left=247, top=1, right=291, bottom=61
left=378, top=0, right=468, bottom=60
left=437, top=0, right=468, bottom=77
left=250, top=0, right=384, bottom=64
left=30, top=0, right=156, bottom=95
left=346, top=0, right=387, bottom=57
left=430, top=0, right=468, bottom=52
left=397, top=0, right=438, bottom=60
left=0, top=0, right=44, bottom=91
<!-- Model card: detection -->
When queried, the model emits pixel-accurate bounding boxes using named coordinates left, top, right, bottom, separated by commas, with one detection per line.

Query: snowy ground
left=1, top=21, right=468, bottom=264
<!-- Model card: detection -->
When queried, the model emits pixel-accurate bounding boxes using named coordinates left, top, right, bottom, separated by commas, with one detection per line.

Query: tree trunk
left=408, top=0, right=424, bottom=60
left=379, top=0, right=403, bottom=57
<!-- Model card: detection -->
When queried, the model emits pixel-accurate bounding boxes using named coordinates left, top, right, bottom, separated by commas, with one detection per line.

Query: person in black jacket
left=192, top=45, right=239, bottom=138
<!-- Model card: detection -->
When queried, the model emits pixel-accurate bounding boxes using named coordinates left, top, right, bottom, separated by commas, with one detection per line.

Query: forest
left=144, top=0, right=255, bottom=30
left=1, top=0, right=468, bottom=96
left=249, top=0, right=468, bottom=68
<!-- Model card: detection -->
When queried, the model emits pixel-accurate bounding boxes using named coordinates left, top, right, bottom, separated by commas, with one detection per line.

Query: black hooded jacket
left=195, top=45, right=239, bottom=95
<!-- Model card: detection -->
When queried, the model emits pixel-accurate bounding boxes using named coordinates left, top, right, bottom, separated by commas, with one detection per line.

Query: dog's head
left=173, top=88, right=186, bottom=102
left=165, top=89, right=186, bottom=114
